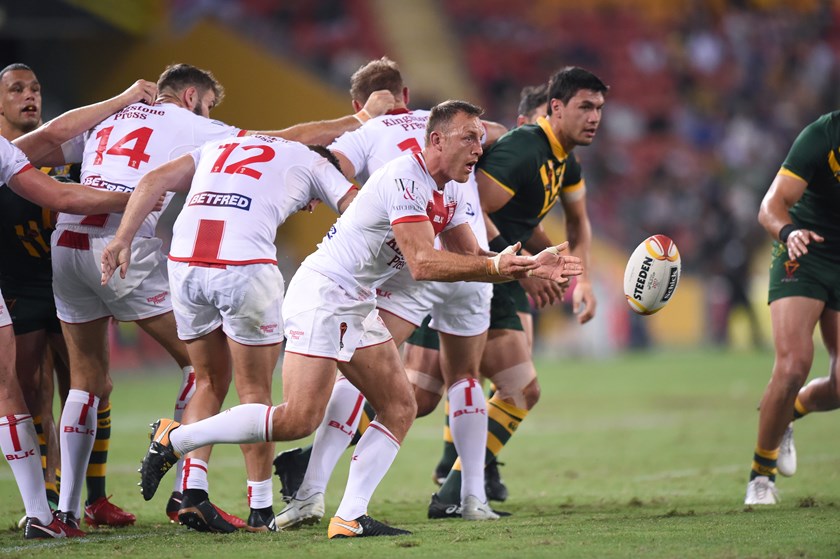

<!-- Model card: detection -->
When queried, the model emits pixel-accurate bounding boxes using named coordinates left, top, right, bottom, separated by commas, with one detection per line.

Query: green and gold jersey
left=781, top=110, right=840, bottom=258
left=0, top=164, right=79, bottom=295
left=477, top=116, right=584, bottom=245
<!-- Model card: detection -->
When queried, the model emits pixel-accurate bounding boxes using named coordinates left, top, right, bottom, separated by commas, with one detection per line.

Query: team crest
left=339, top=322, right=348, bottom=350
left=782, top=259, right=799, bottom=282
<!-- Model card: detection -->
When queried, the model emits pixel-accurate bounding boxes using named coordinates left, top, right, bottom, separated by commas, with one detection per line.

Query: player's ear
left=352, top=99, right=363, bottom=113
left=402, top=87, right=409, bottom=106
left=183, top=86, right=198, bottom=111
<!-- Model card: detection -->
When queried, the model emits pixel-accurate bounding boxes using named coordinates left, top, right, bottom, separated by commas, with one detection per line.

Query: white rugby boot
left=744, top=476, right=779, bottom=505
left=274, top=492, right=325, bottom=530
left=777, top=423, right=797, bottom=477
left=461, top=495, right=500, bottom=520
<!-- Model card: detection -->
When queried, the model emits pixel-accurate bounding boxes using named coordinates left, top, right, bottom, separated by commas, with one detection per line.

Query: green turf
left=2, top=348, right=839, bottom=558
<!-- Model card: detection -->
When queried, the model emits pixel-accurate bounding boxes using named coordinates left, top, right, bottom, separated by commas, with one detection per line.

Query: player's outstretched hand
left=519, top=275, right=567, bottom=308
left=786, top=228, right=824, bottom=261
left=123, top=79, right=158, bottom=106
left=362, top=90, right=397, bottom=118
left=101, top=238, right=132, bottom=285
left=526, top=242, right=583, bottom=283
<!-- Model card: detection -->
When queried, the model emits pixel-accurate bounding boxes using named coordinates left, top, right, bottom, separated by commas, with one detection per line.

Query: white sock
left=182, top=457, right=209, bottom=492
left=172, top=366, right=196, bottom=494
left=58, top=389, right=99, bottom=517
left=0, top=414, right=52, bottom=524
left=170, top=403, right=273, bottom=455
left=297, top=378, right=363, bottom=500
left=247, top=478, right=273, bottom=509
left=448, top=378, right=488, bottom=503
left=334, top=421, right=399, bottom=520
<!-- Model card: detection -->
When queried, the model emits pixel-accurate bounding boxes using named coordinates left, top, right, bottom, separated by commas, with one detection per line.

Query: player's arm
left=101, top=155, right=195, bottom=283
left=7, top=166, right=130, bottom=215
left=559, top=193, right=596, bottom=323
left=15, top=79, right=158, bottom=167
left=481, top=120, right=508, bottom=147
left=246, top=90, right=396, bottom=146
left=758, top=171, right=822, bottom=261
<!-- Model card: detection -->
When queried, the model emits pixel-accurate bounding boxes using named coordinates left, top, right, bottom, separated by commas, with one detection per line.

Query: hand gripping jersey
left=169, top=135, right=354, bottom=265
left=780, top=110, right=840, bottom=257
left=303, top=152, right=469, bottom=298
left=58, top=102, right=242, bottom=238
left=478, top=116, right=585, bottom=245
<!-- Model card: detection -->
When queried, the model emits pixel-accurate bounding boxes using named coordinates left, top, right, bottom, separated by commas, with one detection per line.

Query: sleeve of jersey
left=384, top=175, right=428, bottom=226
left=194, top=118, right=243, bottom=144
left=442, top=184, right=471, bottom=232
left=780, top=117, right=830, bottom=184
left=328, top=127, right=367, bottom=177
left=477, top=138, right=530, bottom=196
left=60, top=133, right=87, bottom=164
left=310, top=156, right=357, bottom=214
left=0, top=137, right=33, bottom=184
left=561, top=154, right=586, bottom=201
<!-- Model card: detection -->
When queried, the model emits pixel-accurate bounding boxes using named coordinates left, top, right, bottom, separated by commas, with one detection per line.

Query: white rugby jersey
left=303, top=152, right=469, bottom=297
left=330, top=107, right=487, bottom=252
left=169, top=135, right=354, bottom=266
left=58, top=102, right=242, bottom=237
left=330, top=108, right=430, bottom=185
left=0, top=136, right=33, bottom=185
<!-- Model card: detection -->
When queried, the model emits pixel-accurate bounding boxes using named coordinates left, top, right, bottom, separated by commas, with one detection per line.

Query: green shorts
left=2, top=289, right=62, bottom=335
left=768, top=242, right=840, bottom=310
left=406, top=315, right=439, bottom=350
left=488, top=281, right=530, bottom=332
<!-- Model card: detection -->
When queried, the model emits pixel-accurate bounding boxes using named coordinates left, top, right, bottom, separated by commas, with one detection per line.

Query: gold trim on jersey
left=478, top=167, right=516, bottom=197
left=778, top=167, right=807, bottom=183
left=536, top=116, right=568, bottom=161
left=828, top=150, right=840, bottom=182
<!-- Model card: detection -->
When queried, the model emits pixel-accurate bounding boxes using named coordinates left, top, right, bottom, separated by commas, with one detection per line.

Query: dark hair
left=307, top=144, right=342, bottom=172
left=349, top=57, right=403, bottom=105
left=157, top=63, right=225, bottom=106
left=425, top=100, right=484, bottom=144
left=0, top=63, right=34, bottom=82
left=518, top=83, right=549, bottom=119
left=547, top=67, right=609, bottom=115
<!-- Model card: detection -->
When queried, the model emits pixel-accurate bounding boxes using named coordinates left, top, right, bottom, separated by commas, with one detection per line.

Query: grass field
left=2, top=348, right=839, bottom=558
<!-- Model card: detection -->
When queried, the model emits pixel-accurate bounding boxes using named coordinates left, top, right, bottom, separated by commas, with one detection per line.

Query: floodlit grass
left=2, top=348, right=839, bottom=558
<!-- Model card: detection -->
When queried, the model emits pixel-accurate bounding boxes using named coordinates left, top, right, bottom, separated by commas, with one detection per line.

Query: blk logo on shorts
left=339, top=322, right=348, bottom=350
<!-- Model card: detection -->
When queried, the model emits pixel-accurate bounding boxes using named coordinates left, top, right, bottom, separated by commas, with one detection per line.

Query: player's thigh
left=379, top=308, right=418, bottom=347
left=229, top=339, right=281, bottom=405
left=0, top=324, right=26, bottom=412
left=438, top=330, right=486, bottom=387
left=769, top=297, right=823, bottom=359
left=59, top=317, right=110, bottom=394
left=184, top=327, right=232, bottom=392
left=280, top=352, right=339, bottom=431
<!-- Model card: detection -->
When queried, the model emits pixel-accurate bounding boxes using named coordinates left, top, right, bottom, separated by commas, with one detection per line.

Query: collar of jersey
left=386, top=108, right=411, bottom=115
left=536, top=116, right=568, bottom=161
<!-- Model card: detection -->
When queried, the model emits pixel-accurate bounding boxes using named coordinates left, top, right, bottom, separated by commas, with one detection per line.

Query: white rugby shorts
left=283, top=266, right=391, bottom=362
left=376, top=275, right=492, bottom=337
left=52, top=230, right=173, bottom=323
left=0, top=289, right=11, bottom=328
left=168, top=260, right=285, bottom=345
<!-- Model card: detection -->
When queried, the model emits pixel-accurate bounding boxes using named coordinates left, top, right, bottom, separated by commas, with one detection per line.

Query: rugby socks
left=334, top=421, right=400, bottom=521
left=296, top=378, right=363, bottom=500
left=792, top=397, right=809, bottom=420
left=33, top=415, right=47, bottom=477
left=750, top=446, right=779, bottom=482
left=172, top=366, right=196, bottom=494
left=182, top=457, right=210, bottom=492
left=247, top=478, right=273, bottom=510
left=0, top=414, right=53, bottom=524
left=435, top=398, right=458, bottom=477
left=448, top=378, right=488, bottom=502
left=437, top=394, right=528, bottom=504
left=349, top=401, right=376, bottom=446
left=170, top=403, right=272, bottom=455
left=58, top=389, right=99, bottom=517
left=85, top=403, right=111, bottom=503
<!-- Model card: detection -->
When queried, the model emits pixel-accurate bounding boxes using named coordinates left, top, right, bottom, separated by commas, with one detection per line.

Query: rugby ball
left=623, top=235, right=681, bottom=315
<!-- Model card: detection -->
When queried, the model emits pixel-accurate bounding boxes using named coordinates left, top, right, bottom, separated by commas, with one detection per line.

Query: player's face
left=440, top=112, right=484, bottom=183
left=0, top=69, right=42, bottom=133
left=553, top=89, right=604, bottom=147
left=192, top=89, right=218, bottom=118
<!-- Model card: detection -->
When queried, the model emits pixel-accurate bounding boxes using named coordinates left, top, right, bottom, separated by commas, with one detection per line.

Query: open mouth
left=21, top=104, right=38, bottom=117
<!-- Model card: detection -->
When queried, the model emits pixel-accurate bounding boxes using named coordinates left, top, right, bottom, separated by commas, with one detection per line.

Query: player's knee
left=522, top=378, right=541, bottom=409
left=414, top=389, right=441, bottom=418
left=774, top=354, right=812, bottom=387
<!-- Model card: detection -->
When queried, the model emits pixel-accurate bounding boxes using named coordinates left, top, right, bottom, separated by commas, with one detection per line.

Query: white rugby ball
left=623, top=234, right=681, bottom=315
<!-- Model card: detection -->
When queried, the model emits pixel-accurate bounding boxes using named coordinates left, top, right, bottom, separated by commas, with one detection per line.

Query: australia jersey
left=58, top=102, right=242, bottom=238
left=780, top=110, right=840, bottom=258
left=303, top=152, right=469, bottom=297
left=170, top=135, right=354, bottom=266
left=478, top=116, right=584, bottom=245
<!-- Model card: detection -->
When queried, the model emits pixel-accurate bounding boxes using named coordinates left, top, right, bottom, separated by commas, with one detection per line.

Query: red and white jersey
left=170, top=135, right=354, bottom=266
left=303, top=152, right=469, bottom=297
left=58, top=102, right=242, bottom=237
left=330, top=108, right=430, bottom=184
left=0, top=137, right=33, bottom=186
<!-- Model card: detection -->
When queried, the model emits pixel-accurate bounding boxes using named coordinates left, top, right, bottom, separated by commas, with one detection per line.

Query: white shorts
left=168, top=260, right=285, bottom=345
left=376, top=275, right=492, bottom=337
left=283, top=266, right=391, bottom=362
left=0, top=289, right=11, bottom=328
left=52, top=230, right=173, bottom=323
